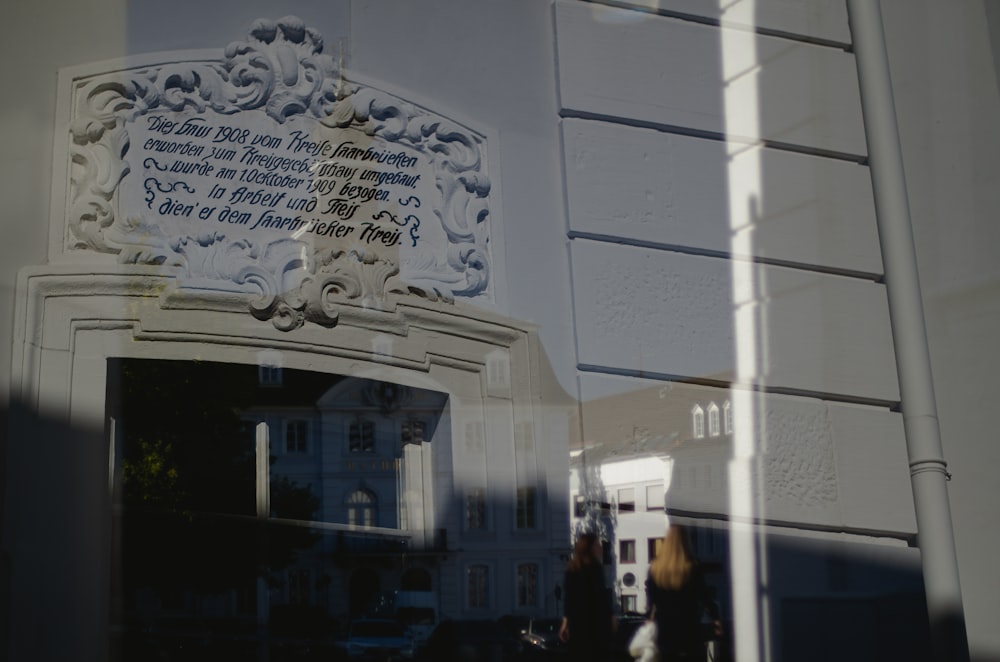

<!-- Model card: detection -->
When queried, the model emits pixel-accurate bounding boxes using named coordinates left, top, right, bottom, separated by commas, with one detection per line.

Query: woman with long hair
left=646, top=525, right=719, bottom=661
left=558, top=532, right=615, bottom=661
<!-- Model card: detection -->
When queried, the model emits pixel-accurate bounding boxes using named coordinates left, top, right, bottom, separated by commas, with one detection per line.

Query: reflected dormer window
left=708, top=402, right=720, bottom=437
left=723, top=400, right=733, bottom=435
left=692, top=404, right=705, bottom=439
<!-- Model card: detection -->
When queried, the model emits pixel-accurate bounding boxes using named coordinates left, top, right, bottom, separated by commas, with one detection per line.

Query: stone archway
left=8, top=268, right=572, bottom=657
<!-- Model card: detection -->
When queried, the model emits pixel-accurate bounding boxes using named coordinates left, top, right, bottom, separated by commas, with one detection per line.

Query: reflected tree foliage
left=111, top=359, right=321, bottom=600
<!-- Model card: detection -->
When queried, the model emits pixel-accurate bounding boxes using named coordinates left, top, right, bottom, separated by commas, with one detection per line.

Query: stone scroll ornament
left=67, top=16, right=492, bottom=330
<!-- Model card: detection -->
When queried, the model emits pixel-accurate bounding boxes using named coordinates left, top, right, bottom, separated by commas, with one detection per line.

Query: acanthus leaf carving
left=62, top=15, right=494, bottom=330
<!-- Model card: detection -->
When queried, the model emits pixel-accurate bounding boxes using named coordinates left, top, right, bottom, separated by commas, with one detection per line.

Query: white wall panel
left=563, top=118, right=882, bottom=274
left=555, top=0, right=866, bottom=156
left=571, top=240, right=898, bottom=401
left=829, top=403, right=915, bottom=534
left=577, top=374, right=915, bottom=534
left=585, top=0, right=851, bottom=45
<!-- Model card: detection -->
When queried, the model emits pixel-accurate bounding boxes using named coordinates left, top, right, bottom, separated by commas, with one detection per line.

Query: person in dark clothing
left=646, top=525, right=720, bottom=662
left=559, top=532, right=616, bottom=662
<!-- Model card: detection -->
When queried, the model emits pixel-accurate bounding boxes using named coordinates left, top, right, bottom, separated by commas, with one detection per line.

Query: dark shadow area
left=105, top=358, right=455, bottom=660
left=1, top=357, right=977, bottom=662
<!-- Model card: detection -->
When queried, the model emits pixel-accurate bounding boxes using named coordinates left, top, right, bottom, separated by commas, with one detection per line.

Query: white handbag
left=627, top=620, right=659, bottom=662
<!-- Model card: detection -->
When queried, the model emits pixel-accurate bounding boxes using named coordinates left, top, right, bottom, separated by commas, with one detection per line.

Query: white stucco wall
left=881, top=2, right=1000, bottom=657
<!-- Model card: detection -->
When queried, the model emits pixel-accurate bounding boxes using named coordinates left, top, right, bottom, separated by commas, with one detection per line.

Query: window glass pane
left=645, top=484, right=663, bottom=511
left=285, top=419, right=308, bottom=453
left=467, top=489, right=487, bottom=530
left=516, top=486, right=536, bottom=529
left=618, top=487, right=635, bottom=512
left=648, top=537, right=663, bottom=560
left=467, top=565, right=489, bottom=608
left=619, top=539, right=636, bottom=564
left=517, top=563, right=538, bottom=607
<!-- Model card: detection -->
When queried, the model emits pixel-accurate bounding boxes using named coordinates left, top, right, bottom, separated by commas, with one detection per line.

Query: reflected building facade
left=3, top=2, right=997, bottom=662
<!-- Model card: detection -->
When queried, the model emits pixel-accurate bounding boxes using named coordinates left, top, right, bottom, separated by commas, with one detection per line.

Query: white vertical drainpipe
left=846, top=3, right=969, bottom=660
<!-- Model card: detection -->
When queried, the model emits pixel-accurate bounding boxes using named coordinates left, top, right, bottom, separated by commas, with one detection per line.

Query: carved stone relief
left=63, top=16, right=494, bottom=330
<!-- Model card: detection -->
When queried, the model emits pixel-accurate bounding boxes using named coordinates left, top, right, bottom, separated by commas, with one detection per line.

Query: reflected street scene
left=2, top=2, right=993, bottom=662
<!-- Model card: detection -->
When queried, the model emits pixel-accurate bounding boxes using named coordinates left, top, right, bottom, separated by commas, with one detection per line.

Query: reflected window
left=645, top=484, right=663, bottom=511
left=708, top=402, right=720, bottom=437
left=648, top=537, right=663, bottom=561
left=347, top=489, right=376, bottom=527
left=723, top=400, right=733, bottom=435
left=259, top=364, right=282, bottom=386
left=692, top=405, right=705, bottom=439
left=573, top=494, right=585, bottom=518
left=466, top=488, right=487, bottom=530
left=288, top=568, right=310, bottom=605
left=516, top=486, right=537, bottom=529
left=622, top=594, right=637, bottom=613
left=286, top=419, right=308, bottom=453
left=618, top=487, right=635, bottom=513
left=349, top=418, right=375, bottom=453
left=401, top=419, right=426, bottom=448
left=467, top=564, right=490, bottom=608
left=620, top=539, right=636, bottom=564
left=516, top=563, right=539, bottom=607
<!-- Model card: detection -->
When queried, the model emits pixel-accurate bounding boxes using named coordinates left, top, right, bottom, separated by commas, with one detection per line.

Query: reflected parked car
left=337, top=619, right=415, bottom=660
left=416, top=619, right=523, bottom=661
left=519, top=618, right=568, bottom=660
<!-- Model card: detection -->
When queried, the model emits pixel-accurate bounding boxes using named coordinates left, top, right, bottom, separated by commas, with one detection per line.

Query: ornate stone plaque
left=60, top=16, right=494, bottom=328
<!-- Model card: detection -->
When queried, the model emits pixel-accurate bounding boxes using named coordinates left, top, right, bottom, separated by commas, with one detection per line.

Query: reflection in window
left=692, top=405, right=705, bottom=439
left=259, top=364, right=282, bottom=386
left=401, top=419, right=426, bottom=448
left=347, top=489, right=376, bottom=527
left=646, top=484, right=663, bottom=511
left=622, top=594, right=637, bottom=613
left=618, top=487, right=635, bottom=513
left=708, top=402, right=720, bottom=437
left=573, top=494, right=586, bottom=518
left=516, top=563, right=539, bottom=607
left=288, top=568, right=310, bottom=605
left=648, top=537, right=663, bottom=561
left=286, top=419, right=308, bottom=453
left=349, top=418, right=375, bottom=453
left=620, top=539, right=636, bottom=564
left=467, top=564, right=490, bottom=608
left=724, top=400, right=733, bottom=434
left=466, top=488, right=487, bottom=530
left=516, top=486, right=537, bottom=529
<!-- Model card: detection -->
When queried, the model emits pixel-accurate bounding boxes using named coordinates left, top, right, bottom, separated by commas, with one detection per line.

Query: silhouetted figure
left=646, top=525, right=720, bottom=662
left=559, top=532, right=615, bottom=662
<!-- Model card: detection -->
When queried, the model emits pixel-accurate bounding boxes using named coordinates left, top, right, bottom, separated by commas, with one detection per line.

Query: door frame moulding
left=7, top=266, right=563, bottom=659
